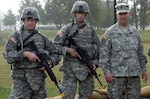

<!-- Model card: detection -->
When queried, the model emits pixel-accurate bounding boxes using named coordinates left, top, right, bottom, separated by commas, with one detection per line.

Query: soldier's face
left=23, top=18, right=37, bottom=31
left=75, top=12, right=86, bottom=23
left=117, top=12, right=130, bottom=25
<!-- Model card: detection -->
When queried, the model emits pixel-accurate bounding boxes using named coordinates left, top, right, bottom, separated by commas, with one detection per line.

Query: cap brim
left=116, top=10, right=130, bottom=14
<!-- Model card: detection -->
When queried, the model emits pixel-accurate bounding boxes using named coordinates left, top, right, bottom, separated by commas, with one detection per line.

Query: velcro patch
left=102, top=34, right=108, bottom=40
left=101, top=33, right=109, bottom=45
left=57, top=31, right=64, bottom=37
left=10, top=37, right=17, bottom=44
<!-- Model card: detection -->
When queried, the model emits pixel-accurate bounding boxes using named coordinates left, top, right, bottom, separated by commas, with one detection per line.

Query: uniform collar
left=116, top=23, right=133, bottom=34
left=74, top=19, right=86, bottom=28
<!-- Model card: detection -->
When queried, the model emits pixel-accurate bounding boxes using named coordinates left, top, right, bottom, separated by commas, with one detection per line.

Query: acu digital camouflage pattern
left=71, top=0, right=90, bottom=14
left=100, top=23, right=147, bottom=99
left=53, top=19, right=100, bottom=99
left=4, top=26, right=60, bottom=99
left=100, top=23, right=147, bottom=76
left=107, top=76, right=141, bottom=99
left=21, top=7, right=40, bottom=21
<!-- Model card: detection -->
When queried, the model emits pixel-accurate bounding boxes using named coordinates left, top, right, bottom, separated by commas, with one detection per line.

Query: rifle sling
left=23, top=30, right=37, bottom=44
left=67, top=23, right=86, bottom=47
left=70, top=23, right=86, bottom=38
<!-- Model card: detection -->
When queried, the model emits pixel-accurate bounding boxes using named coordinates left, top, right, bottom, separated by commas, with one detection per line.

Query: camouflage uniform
left=3, top=7, right=60, bottom=99
left=53, top=1, right=100, bottom=99
left=100, top=3, right=147, bottom=99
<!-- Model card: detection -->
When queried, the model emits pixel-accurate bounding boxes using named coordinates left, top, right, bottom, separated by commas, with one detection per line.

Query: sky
left=0, top=0, right=133, bottom=15
left=0, top=0, right=22, bottom=14
left=0, top=0, right=44, bottom=15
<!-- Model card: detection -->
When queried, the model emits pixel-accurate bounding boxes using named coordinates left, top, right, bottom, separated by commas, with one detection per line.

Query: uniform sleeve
left=99, top=31, right=111, bottom=75
left=90, top=29, right=100, bottom=66
left=44, top=37, right=60, bottom=66
left=3, top=32, right=25, bottom=64
left=53, top=25, right=69, bottom=56
left=137, top=32, right=147, bottom=71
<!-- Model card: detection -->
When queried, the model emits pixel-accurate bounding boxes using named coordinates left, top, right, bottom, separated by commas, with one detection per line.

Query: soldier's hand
left=105, top=73, right=113, bottom=83
left=67, top=48, right=82, bottom=59
left=39, top=60, right=52, bottom=71
left=92, top=64, right=97, bottom=70
left=48, top=60, right=53, bottom=68
left=23, top=51, right=41, bottom=62
left=39, top=66, right=45, bottom=71
left=88, top=64, right=97, bottom=74
left=142, top=71, right=148, bottom=83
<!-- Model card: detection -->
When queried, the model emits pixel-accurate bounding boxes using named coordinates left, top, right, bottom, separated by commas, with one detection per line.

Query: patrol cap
left=115, top=3, right=130, bottom=14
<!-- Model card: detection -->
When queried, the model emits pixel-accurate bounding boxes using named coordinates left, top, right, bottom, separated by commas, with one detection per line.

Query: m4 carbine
left=23, top=40, right=64, bottom=97
left=67, top=31, right=104, bottom=87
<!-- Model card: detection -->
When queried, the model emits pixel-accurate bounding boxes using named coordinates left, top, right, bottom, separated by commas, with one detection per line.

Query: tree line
left=2, top=0, right=150, bottom=30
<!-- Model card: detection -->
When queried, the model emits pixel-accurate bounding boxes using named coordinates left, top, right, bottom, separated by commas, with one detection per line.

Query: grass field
left=0, top=29, right=150, bottom=98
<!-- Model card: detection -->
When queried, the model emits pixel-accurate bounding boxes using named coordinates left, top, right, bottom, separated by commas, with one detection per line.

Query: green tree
left=44, top=0, right=106, bottom=28
left=100, top=0, right=114, bottom=28
left=44, top=0, right=74, bottom=29
left=130, top=0, right=150, bottom=29
left=138, top=0, right=150, bottom=29
left=18, top=0, right=45, bottom=24
left=2, top=9, right=16, bottom=28
left=85, top=0, right=104, bottom=28
left=130, top=0, right=139, bottom=28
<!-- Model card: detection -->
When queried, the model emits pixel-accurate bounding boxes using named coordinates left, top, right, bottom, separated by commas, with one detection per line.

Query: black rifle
left=67, top=30, right=103, bottom=87
left=23, top=40, right=64, bottom=95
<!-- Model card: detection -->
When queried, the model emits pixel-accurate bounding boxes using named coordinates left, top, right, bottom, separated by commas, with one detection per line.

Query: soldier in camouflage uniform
left=53, top=1, right=100, bottom=99
left=99, top=3, right=148, bottom=99
left=3, top=7, right=60, bottom=99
